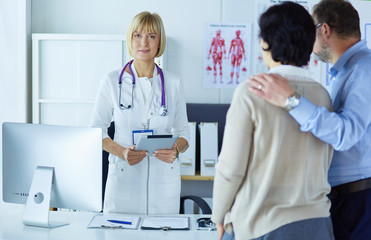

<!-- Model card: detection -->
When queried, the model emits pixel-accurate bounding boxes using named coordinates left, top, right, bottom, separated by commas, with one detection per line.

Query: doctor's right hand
left=122, top=146, right=147, bottom=166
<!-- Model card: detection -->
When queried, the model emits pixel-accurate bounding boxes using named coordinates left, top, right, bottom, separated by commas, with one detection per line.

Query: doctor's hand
left=123, top=146, right=147, bottom=166
left=153, top=144, right=177, bottom=164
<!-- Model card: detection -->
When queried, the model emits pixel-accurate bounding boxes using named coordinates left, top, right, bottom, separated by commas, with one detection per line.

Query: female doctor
left=90, top=11, right=190, bottom=214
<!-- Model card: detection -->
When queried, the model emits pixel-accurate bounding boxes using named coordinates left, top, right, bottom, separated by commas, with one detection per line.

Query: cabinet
left=32, top=34, right=125, bottom=126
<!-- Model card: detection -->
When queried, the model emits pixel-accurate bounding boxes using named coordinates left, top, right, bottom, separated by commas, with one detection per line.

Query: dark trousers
left=330, top=188, right=371, bottom=240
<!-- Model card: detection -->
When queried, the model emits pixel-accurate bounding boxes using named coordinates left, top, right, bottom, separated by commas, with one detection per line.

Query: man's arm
left=248, top=72, right=371, bottom=151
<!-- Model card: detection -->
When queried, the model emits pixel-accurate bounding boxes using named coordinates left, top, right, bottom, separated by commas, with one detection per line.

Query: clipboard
left=140, top=216, right=190, bottom=231
left=135, top=135, right=178, bottom=155
left=87, top=215, right=141, bottom=229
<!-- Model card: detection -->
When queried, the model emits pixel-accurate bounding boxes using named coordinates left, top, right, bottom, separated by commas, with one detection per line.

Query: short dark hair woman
left=211, top=2, right=335, bottom=240
left=259, top=1, right=315, bottom=67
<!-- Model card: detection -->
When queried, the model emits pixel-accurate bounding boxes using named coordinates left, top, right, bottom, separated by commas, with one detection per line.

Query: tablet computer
left=135, top=135, right=178, bottom=155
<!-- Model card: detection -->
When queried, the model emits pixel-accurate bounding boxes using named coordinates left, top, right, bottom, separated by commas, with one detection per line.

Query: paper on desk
left=141, top=216, right=190, bottom=230
left=87, top=215, right=141, bottom=229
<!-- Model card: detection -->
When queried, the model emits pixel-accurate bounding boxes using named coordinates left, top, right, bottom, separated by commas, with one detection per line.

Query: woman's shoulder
left=231, top=80, right=268, bottom=107
left=234, top=80, right=253, bottom=97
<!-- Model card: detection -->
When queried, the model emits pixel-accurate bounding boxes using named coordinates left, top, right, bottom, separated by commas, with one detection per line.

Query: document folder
left=199, top=122, right=218, bottom=176
left=140, top=216, right=190, bottom=231
left=87, top=215, right=141, bottom=229
left=180, top=122, right=196, bottom=176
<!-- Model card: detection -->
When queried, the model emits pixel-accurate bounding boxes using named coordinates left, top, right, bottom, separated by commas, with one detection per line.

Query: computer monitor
left=2, top=122, right=102, bottom=228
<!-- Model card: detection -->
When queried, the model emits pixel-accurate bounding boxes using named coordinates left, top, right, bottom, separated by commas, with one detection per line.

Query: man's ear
left=322, top=23, right=332, bottom=40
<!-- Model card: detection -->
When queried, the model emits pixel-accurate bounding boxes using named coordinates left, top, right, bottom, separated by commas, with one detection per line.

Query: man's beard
left=314, top=45, right=331, bottom=63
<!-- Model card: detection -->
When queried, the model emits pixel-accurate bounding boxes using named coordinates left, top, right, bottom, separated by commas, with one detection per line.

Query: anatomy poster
left=203, top=22, right=252, bottom=89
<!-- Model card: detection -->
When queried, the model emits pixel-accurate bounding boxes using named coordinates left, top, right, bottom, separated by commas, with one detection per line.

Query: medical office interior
left=1, top=0, right=371, bottom=233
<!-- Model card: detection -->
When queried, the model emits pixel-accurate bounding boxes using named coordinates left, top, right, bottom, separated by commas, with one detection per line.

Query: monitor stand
left=23, top=166, right=69, bottom=228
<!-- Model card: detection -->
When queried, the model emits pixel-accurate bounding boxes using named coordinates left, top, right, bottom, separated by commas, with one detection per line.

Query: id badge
left=132, top=129, right=154, bottom=145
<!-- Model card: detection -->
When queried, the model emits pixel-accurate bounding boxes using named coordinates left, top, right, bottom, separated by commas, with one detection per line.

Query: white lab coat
left=90, top=65, right=190, bottom=214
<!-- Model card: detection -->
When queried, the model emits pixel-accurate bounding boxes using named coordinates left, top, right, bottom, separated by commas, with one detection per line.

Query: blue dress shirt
left=289, top=40, right=371, bottom=186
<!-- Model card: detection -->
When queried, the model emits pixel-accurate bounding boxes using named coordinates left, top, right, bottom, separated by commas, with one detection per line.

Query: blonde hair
left=126, top=11, right=166, bottom=58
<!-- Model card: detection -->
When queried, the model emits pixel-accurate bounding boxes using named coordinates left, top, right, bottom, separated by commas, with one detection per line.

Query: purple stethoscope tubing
left=118, top=60, right=167, bottom=115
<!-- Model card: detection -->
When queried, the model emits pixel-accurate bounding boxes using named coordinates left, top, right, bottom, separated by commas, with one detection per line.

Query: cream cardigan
left=211, top=65, right=333, bottom=239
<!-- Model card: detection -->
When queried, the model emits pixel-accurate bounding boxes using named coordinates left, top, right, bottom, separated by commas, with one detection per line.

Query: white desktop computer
left=2, top=122, right=103, bottom=228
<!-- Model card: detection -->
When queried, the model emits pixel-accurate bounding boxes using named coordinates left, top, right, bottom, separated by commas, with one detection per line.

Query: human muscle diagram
left=204, top=23, right=251, bottom=89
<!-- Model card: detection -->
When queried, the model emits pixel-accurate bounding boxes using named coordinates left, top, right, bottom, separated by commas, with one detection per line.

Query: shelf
left=181, top=171, right=214, bottom=181
left=38, top=99, right=95, bottom=104
left=181, top=175, right=214, bottom=181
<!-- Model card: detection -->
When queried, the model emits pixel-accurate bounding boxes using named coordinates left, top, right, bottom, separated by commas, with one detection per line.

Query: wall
left=0, top=0, right=31, bottom=211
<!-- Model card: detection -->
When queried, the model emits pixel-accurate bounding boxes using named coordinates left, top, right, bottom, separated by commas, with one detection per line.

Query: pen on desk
left=107, top=220, right=132, bottom=225
left=101, top=225, right=123, bottom=229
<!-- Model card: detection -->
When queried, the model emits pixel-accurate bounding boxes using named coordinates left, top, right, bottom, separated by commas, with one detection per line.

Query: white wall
left=352, top=0, right=371, bottom=36
left=0, top=0, right=31, bottom=211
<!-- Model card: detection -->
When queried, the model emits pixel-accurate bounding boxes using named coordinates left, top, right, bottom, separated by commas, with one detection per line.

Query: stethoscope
left=118, top=60, right=168, bottom=116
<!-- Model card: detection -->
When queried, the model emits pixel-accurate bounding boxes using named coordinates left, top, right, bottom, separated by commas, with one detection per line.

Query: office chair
left=179, top=195, right=212, bottom=214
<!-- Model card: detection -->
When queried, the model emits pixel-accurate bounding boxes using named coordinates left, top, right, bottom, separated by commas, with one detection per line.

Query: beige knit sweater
left=211, top=65, right=333, bottom=240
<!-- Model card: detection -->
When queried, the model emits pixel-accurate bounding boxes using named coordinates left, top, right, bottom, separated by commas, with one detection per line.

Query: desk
left=0, top=207, right=217, bottom=240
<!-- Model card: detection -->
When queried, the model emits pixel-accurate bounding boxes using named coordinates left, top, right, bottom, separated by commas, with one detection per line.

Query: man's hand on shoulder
left=248, top=73, right=294, bottom=108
